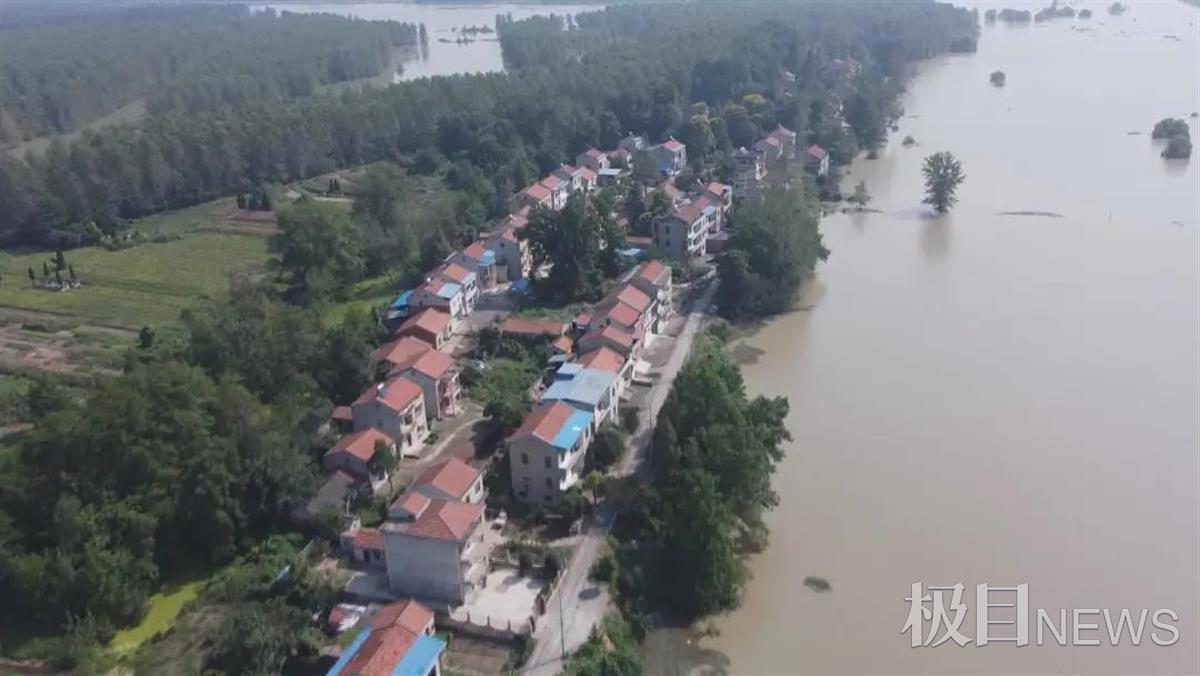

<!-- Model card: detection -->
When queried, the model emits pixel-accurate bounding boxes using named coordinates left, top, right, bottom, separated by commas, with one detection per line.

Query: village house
left=507, top=401, right=595, bottom=505
left=341, top=524, right=386, bottom=569
left=553, top=164, right=596, bottom=193
left=324, top=600, right=444, bottom=676
left=578, top=324, right=636, bottom=360
left=596, top=167, right=622, bottom=186
left=754, top=134, right=783, bottom=162
left=411, top=457, right=484, bottom=504
left=539, top=174, right=570, bottom=209
left=541, top=363, right=620, bottom=426
left=649, top=137, right=687, bottom=177
left=380, top=496, right=488, bottom=605
left=324, top=428, right=397, bottom=495
left=376, top=335, right=434, bottom=376
left=397, top=309, right=453, bottom=351
left=500, top=317, right=568, bottom=342
left=578, top=345, right=632, bottom=389
left=617, top=134, right=646, bottom=153
left=701, top=181, right=733, bottom=215
left=768, top=125, right=798, bottom=160
left=593, top=283, right=654, bottom=338
left=804, top=144, right=830, bottom=176
left=351, top=377, right=429, bottom=458
left=734, top=146, right=767, bottom=198
left=386, top=290, right=414, bottom=324
left=409, top=278, right=467, bottom=323
left=486, top=224, right=531, bottom=282
left=433, top=262, right=478, bottom=315
left=514, top=181, right=552, bottom=211
left=575, top=147, right=610, bottom=173
left=551, top=335, right=573, bottom=356
left=629, top=259, right=674, bottom=331
left=654, top=198, right=717, bottom=260
left=397, top=349, right=460, bottom=421
left=451, top=241, right=498, bottom=289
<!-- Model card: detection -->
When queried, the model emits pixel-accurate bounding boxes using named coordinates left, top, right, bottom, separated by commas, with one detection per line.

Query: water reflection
left=919, top=216, right=952, bottom=262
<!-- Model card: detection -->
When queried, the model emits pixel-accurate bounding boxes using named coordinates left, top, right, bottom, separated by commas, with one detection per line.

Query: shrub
left=590, top=555, right=615, bottom=584
left=1163, top=134, right=1193, bottom=159
left=620, top=406, right=639, bottom=433
left=518, top=551, right=533, bottom=576
left=544, top=551, right=562, bottom=579
left=586, top=426, right=623, bottom=472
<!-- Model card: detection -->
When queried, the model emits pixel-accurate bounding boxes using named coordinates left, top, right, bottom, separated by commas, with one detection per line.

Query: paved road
left=522, top=278, right=719, bottom=675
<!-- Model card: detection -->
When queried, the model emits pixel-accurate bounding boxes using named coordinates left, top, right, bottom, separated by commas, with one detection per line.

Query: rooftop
left=438, top=263, right=476, bottom=286
left=542, top=367, right=618, bottom=408
left=407, top=349, right=454, bottom=380
left=399, top=308, right=451, bottom=338
left=613, top=284, right=652, bottom=313
left=375, top=335, right=432, bottom=369
left=806, top=144, right=827, bottom=159
left=636, top=259, right=669, bottom=286
left=522, top=182, right=552, bottom=200
left=385, top=499, right=483, bottom=542
left=578, top=346, right=626, bottom=374
left=511, top=401, right=594, bottom=451
left=581, top=325, right=635, bottom=350
left=327, top=600, right=442, bottom=676
left=327, top=428, right=394, bottom=463
left=414, top=457, right=480, bottom=501
left=604, top=302, right=641, bottom=329
left=661, top=138, right=685, bottom=152
left=352, top=527, right=384, bottom=552
left=353, top=377, right=423, bottom=413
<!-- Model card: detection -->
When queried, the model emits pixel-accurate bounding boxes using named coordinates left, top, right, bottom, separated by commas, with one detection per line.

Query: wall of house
left=509, top=435, right=589, bottom=505
left=385, top=534, right=465, bottom=604
left=325, top=452, right=370, bottom=480
left=402, top=371, right=439, bottom=421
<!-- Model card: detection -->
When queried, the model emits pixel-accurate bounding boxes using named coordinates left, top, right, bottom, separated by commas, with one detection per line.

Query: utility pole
left=558, top=575, right=566, bottom=663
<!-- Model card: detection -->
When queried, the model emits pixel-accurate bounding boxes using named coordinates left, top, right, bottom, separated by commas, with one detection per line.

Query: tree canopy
left=921, top=151, right=966, bottom=214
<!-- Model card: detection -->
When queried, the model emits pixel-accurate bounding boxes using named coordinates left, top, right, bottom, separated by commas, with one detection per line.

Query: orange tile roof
left=376, top=336, right=433, bottom=369
left=391, top=489, right=431, bottom=517
left=462, top=241, right=489, bottom=260
left=439, top=263, right=474, bottom=284
left=353, top=527, right=384, bottom=551
left=614, top=285, right=652, bottom=313
left=579, top=166, right=597, bottom=181
left=581, top=325, right=634, bottom=350
left=415, top=457, right=479, bottom=501
left=551, top=335, right=573, bottom=353
left=511, top=401, right=575, bottom=444
left=501, top=317, right=567, bottom=337
left=636, top=259, right=669, bottom=286
left=354, top=377, right=423, bottom=412
left=578, top=346, right=625, bottom=374
left=540, top=174, right=565, bottom=190
left=407, top=349, right=453, bottom=380
left=396, top=499, right=482, bottom=542
left=399, top=308, right=451, bottom=338
left=328, top=428, right=394, bottom=463
left=342, top=600, right=435, bottom=676
left=662, top=138, right=685, bottom=152
left=523, top=182, right=551, bottom=200
left=604, top=302, right=640, bottom=329
left=372, top=599, right=434, bottom=635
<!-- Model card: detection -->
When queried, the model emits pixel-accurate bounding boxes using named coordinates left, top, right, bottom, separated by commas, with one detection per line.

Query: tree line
left=0, top=1, right=975, bottom=248
left=0, top=4, right=417, bottom=145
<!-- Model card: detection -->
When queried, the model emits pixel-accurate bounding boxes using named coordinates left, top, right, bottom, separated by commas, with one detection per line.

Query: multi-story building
left=507, top=401, right=595, bottom=505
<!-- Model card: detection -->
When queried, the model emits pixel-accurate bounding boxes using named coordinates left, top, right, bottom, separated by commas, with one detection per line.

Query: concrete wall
left=402, top=370, right=439, bottom=421
left=509, top=429, right=591, bottom=506
left=385, top=533, right=465, bottom=604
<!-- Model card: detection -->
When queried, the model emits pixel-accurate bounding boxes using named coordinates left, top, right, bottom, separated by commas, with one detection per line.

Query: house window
left=521, top=453, right=529, bottom=465
left=544, top=478, right=553, bottom=489
left=544, top=456, right=552, bottom=469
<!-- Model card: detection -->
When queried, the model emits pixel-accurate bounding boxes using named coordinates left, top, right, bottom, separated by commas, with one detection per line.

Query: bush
left=586, top=426, right=624, bottom=472
left=620, top=406, right=639, bottom=433
left=590, top=555, right=615, bottom=584
left=544, top=551, right=562, bottom=579
left=518, top=551, right=534, bottom=576
left=1152, top=118, right=1189, bottom=140
left=1163, top=134, right=1193, bottom=159
left=705, top=318, right=732, bottom=344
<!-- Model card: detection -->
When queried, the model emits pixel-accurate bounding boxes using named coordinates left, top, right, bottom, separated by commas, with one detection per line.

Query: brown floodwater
left=645, top=1, right=1199, bottom=674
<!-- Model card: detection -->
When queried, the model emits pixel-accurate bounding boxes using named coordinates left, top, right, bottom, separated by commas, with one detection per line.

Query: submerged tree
left=847, top=181, right=871, bottom=209
left=989, top=70, right=1006, bottom=87
left=921, top=152, right=966, bottom=214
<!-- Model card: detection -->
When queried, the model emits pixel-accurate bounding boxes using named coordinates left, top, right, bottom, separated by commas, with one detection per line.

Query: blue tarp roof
left=543, top=368, right=617, bottom=408
left=511, top=278, right=530, bottom=293
left=390, top=290, right=413, bottom=309
left=392, top=634, right=445, bottom=676
left=479, top=250, right=496, bottom=265
left=326, top=628, right=371, bottom=676
left=550, top=408, right=594, bottom=452
left=617, top=247, right=644, bottom=259
left=435, top=282, right=462, bottom=300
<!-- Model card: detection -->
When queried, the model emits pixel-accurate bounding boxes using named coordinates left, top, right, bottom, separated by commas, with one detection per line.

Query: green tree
left=586, top=426, right=624, bottom=472
left=207, top=599, right=322, bottom=676
left=474, top=359, right=539, bottom=431
left=137, top=326, right=155, bottom=350
left=847, top=181, right=871, bottom=209
left=920, top=151, right=965, bottom=214
left=661, top=466, right=743, bottom=615
left=521, top=193, right=605, bottom=303
left=1162, top=135, right=1193, bottom=159
left=271, top=199, right=364, bottom=301
left=716, top=188, right=828, bottom=319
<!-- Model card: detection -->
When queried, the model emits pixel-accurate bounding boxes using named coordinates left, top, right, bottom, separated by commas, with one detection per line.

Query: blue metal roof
left=391, top=290, right=413, bottom=309
left=435, top=282, right=462, bottom=300
left=392, top=634, right=445, bottom=676
left=542, top=368, right=616, bottom=408
left=550, top=408, right=594, bottom=452
left=479, top=250, right=496, bottom=265
left=326, top=628, right=371, bottom=676
left=556, top=363, right=583, bottom=379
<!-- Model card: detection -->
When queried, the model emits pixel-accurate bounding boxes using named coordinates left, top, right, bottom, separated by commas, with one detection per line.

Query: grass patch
left=108, top=579, right=204, bottom=657
left=128, top=198, right=234, bottom=238
left=0, top=232, right=268, bottom=328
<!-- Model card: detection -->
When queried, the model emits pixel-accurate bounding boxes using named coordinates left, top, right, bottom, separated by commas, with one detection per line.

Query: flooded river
left=647, top=1, right=1199, bottom=674
left=253, top=2, right=604, bottom=80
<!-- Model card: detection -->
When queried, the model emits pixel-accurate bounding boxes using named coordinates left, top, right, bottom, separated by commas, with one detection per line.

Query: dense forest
left=0, top=1, right=975, bottom=248
left=0, top=4, right=418, bottom=144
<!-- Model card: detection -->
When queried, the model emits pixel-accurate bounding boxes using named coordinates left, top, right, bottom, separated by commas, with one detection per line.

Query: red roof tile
left=332, top=405, right=353, bottom=422
left=328, top=428, right=394, bottom=463
left=399, top=309, right=451, bottom=339
left=636, top=260, right=669, bottom=286
left=391, top=489, right=431, bottom=517
left=705, top=181, right=730, bottom=196
left=806, top=144, right=827, bottom=159
left=662, top=138, right=684, bottom=152
left=583, top=148, right=605, bottom=160
left=501, top=317, right=567, bottom=337
left=372, top=599, right=434, bottom=635
left=578, top=346, right=625, bottom=374
left=406, top=349, right=454, bottom=380
left=396, top=499, right=482, bottom=542
left=343, top=600, right=435, bottom=676
left=540, top=174, right=565, bottom=190
left=578, top=166, right=597, bottom=182
left=551, top=335, right=573, bottom=354
left=354, top=377, right=423, bottom=412
left=511, top=401, right=575, bottom=444
left=439, top=263, right=474, bottom=284
left=462, top=241, right=489, bottom=261
left=353, top=527, right=384, bottom=552
left=586, top=325, right=634, bottom=349
left=376, top=336, right=433, bottom=369
left=614, top=285, right=652, bottom=313
left=604, top=302, right=640, bottom=329
left=415, top=457, right=480, bottom=501
left=523, top=182, right=552, bottom=200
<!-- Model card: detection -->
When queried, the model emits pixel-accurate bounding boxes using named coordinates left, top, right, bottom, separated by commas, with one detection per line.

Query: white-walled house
left=351, top=378, right=429, bottom=458
left=508, top=401, right=595, bottom=505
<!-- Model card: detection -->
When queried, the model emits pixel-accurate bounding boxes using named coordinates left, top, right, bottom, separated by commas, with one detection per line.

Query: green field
left=109, top=579, right=203, bottom=657
left=0, top=205, right=269, bottom=329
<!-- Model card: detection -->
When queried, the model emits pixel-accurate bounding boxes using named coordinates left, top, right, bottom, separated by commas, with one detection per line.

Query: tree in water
left=847, top=181, right=871, bottom=209
left=989, top=70, right=1006, bottom=87
left=921, top=152, right=965, bottom=214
